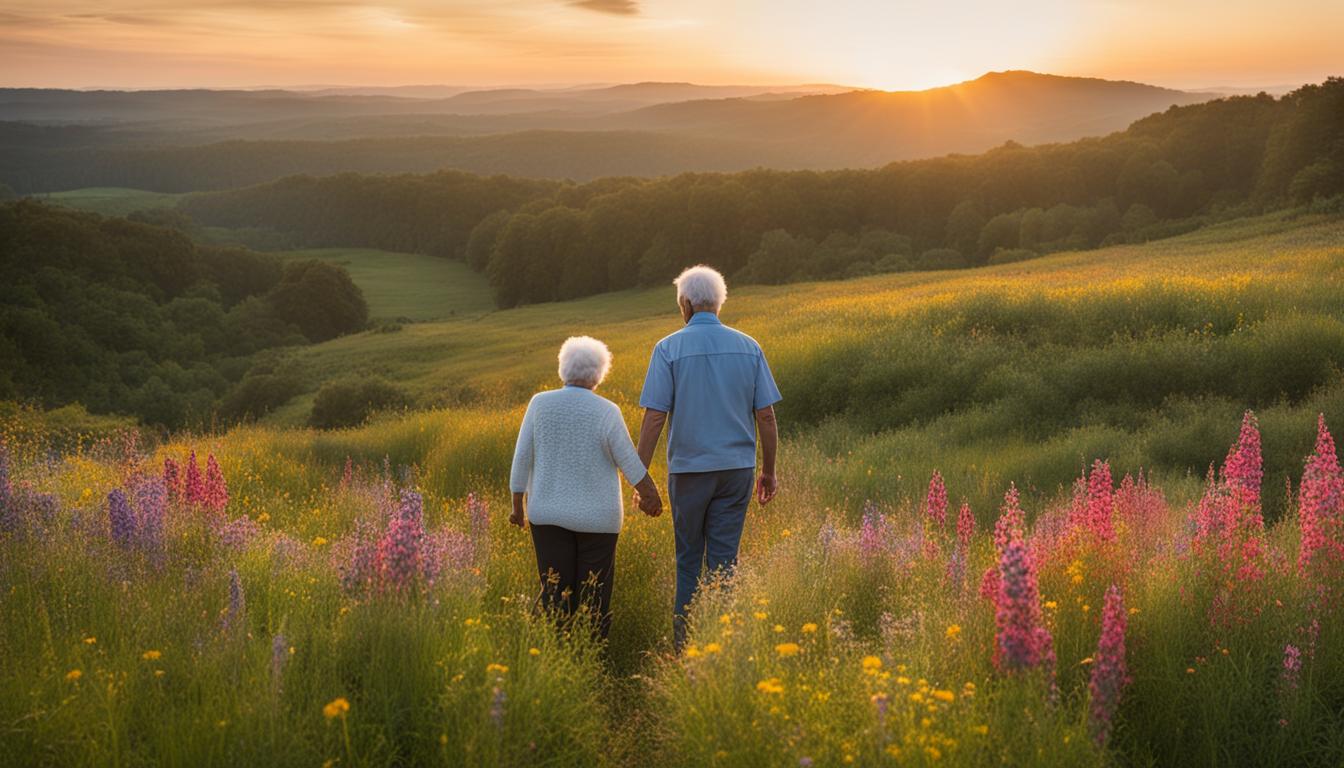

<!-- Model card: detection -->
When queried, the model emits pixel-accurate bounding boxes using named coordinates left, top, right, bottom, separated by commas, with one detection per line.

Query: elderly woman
left=509, top=336, right=662, bottom=639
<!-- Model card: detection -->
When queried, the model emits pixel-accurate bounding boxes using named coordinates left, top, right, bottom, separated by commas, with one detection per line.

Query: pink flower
left=1299, top=415, right=1344, bottom=579
left=378, top=490, right=426, bottom=591
left=1281, top=643, right=1302, bottom=691
left=1086, top=459, right=1115, bottom=543
left=956, top=502, right=975, bottom=549
left=202, top=454, right=228, bottom=514
left=926, top=471, right=948, bottom=527
left=1223, top=410, right=1263, bottom=515
left=162, top=457, right=181, bottom=501
left=994, top=539, right=1054, bottom=676
left=1088, top=584, right=1130, bottom=745
left=341, top=456, right=354, bottom=489
left=993, top=484, right=1025, bottom=554
left=183, top=451, right=205, bottom=507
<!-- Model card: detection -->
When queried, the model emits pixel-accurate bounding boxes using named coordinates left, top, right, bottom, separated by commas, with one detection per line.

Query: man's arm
left=755, top=405, right=778, bottom=505
left=636, top=408, right=668, bottom=468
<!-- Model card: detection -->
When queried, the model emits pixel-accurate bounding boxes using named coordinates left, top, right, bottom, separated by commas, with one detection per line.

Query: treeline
left=179, top=79, right=1344, bottom=307
left=0, top=201, right=368, bottom=427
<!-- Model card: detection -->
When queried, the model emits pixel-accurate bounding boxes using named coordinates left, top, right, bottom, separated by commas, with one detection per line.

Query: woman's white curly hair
left=557, top=336, right=612, bottom=388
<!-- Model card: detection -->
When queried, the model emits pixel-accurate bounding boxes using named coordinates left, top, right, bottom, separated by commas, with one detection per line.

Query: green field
left=32, top=187, right=183, bottom=216
left=274, top=247, right=496, bottom=321
left=4, top=210, right=1344, bottom=766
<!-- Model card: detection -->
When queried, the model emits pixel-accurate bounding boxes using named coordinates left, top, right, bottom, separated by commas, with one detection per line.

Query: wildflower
left=107, top=488, right=136, bottom=548
left=202, top=454, right=228, bottom=514
left=861, top=655, right=883, bottom=672
left=753, top=611, right=768, bottom=621
left=486, top=663, right=509, bottom=675
left=1223, top=410, right=1264, bottom=512
left=801, top=623, right=818, bottom=634
left=993, top=484, right=1025, bottom=553
left=1088, top=585, right=1130, bottom=746
left=773, top=624, right=785, bottom=633
left=858, top=500, right=893, bottom=562
left=1086, top=460, right=1115, bottom=543
left=183, top=451, right=205, bottom=507
left=323, top=697, right=350, bottom=719
left=926, top=471, right=948, bottom=527
left=1281, top=644, right=1302, bottom=691
left=131, top=475, right=166, bottom=553
left=312, top=536, right=329, bottom=547
left=162, top=456, right=181, bottom=501
left=685, top=645, right=702, bottom=659
left=956, top=502, right=975, bottom=548
left=945, top=624, right=961, bottom=640
left=142, top=650, right=162, bottom=661
left=341, top=456, right=354, bottom=489
left=272, top=633, right=288, bottom=687
left=704, top=642, right=722, bottom=654
left=528, top=647, right=541, bottom=656
left=756, top=678, right=785, bottom=695
left=1299, top=415, right=1344, bottom=579
left=972, top=725, right=989, bottom=736
left=65, top=669, right=82, bottom=682
left=83, top=636, right=96, bottom=645
left=994, top=540, right=1055, bottom=677
left=775, top=642, right=801, bottom=658
left=378, top=490, right=426, bottom=592
left=932, top=689, right=956, bottom=702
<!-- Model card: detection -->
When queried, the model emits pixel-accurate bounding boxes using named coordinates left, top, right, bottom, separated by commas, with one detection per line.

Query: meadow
left=2, top=211, right=1344, bottom=766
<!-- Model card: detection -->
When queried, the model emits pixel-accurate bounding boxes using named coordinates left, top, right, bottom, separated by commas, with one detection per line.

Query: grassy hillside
left=264, top=211, right=1344, bottom=519
left=274, top=247, right=495, bottom=321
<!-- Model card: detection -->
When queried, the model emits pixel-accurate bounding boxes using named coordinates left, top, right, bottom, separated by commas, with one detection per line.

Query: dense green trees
left=0, top=201, right=367, bottom=427
left=178, top=79, right=1344, bottom=307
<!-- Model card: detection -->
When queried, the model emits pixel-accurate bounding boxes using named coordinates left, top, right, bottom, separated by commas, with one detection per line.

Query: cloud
left=568, top=0, right=638, bottom=16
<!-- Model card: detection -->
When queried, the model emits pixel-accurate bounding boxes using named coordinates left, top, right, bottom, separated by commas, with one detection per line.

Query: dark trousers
left=529, top=524, right=619, bottom=640
left=669, top=467, right=754, bottom=649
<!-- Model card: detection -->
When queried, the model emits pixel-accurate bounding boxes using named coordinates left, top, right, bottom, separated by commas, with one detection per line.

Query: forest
left=0, top=202, right=368, bottom=427
left=178, top=79, right=1344, bottom=307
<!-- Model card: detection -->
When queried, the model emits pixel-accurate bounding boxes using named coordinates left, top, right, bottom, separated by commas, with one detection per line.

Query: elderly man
left=636, top=265, right=781, bottom=650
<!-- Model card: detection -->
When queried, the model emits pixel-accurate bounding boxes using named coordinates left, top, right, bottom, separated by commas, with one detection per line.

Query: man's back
left=639, top=312, right=781, bottom=474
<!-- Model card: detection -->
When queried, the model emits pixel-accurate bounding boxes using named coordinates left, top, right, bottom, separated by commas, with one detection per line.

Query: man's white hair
left=674, top=265, right=728, bottom=311
left=557, top=336, right=612, bottom=388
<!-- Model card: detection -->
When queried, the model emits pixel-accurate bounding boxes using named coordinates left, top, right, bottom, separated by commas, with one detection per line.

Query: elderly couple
left=508, top=265, right=781, bottom=649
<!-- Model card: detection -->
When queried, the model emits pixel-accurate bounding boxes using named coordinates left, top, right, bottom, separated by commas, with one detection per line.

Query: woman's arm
left=610, top=409, right=663, bottom=516
left=508, top=400, right=536, bottom=528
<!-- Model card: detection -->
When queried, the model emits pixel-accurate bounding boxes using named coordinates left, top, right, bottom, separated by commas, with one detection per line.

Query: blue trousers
left=669, top=467, right=754, bottom=648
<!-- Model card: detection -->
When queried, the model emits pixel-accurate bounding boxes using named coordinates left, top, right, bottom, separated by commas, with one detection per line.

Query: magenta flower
left=1086, top=459, right=1115, bottom=543
left=183, top=451, right=205, bottom=507
left=1281, top=643, right=1302, bottom=691
left=1223, top=410, right=1264, bottom=514
left=131, top=475, right=166, bottom=552
left=994, top=539, right=1054, bottom=676
left=378, top=489, right=426, bottom=591
left=202, top=454, right=228, bottom=514
left=993, top=484, right=1025, bottom=554
left=926, top=471, right=948, bottom=527
left=1088, top=584, right=1130, bottom=745
left=858, top=500, right=893, bottom=562
left=1299, top=415, right=1344, bottom=579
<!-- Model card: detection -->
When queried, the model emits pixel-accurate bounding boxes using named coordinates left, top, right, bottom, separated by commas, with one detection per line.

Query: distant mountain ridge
left=0, top=71, right=1231, bottom=192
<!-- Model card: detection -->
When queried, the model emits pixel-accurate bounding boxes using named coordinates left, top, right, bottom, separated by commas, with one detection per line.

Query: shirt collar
left=688, top=312, right=722, bottom=326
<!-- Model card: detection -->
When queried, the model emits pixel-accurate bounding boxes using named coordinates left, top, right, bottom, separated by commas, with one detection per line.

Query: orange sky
left=1, top=0, right=1339, bottom=90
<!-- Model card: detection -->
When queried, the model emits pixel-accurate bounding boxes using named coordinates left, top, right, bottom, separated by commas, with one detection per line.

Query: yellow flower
left=703, top=642, right=722, bottom=654
left=781, top=528, right=792, bottom=537
left=685, top=646, right=703, bottom=659
left=895, top=676, right=912, bottom=686
left=142, top=650, right=162, bottom=661
left=801, top=623, right=818, bottom=634
left=154, top=670, right=165, bottom=678
left=925, top=746, right=942, bottom=761
left=756, top=677, right=785, bottom=695
left=861, top=655, right=883, bottom=672
left=719, top=613, right=733, bottom=625
left=1186, top=667, right=1196, bottom=674
left=775, top=642, right=801, bottom=658
left=1044, top=600, right=1058, bottom=610
left=83, top=636, right=97, bottom=645
left=529, top=648, right=541, bottom=656
left=753, top=611, right=768, bottom=621
left=972, top=724, right=989, bottom=736
left=945, top=624, right=961, bottom=640
left=322, top=697, right=350, bottom=719
left=773, top=624, right=785, bottom=633
left=65, top=669, right=82, bottom=682
left=932, top=689, right=956, bottom=702
left=256, top=513, right=270, bottom=523
left=1079, top=657, right=1094, bottom=666
left=486, top=663, right=509, bottom=675
left=312, top=536, right=329, bottom=547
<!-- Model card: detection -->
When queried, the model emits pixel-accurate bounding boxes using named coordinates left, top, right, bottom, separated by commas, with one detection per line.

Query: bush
left=266, top=260, right=369, bottom=343
left=219, top=363, right=306, bottom=422
left=912, top=248, right=967, bottom=270
left=309, top=378, right=409, bottom=429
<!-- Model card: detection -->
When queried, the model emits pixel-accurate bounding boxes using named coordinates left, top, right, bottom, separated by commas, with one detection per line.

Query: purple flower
left=341, top=518, right=380, bottom=595
left=378, top=490, right=426, bottom=591
left=132, top=475, right=167, bottom=552
left=995, top=540, right=1054, bottom=677
left=271, top=633, right=288, bottom=689
left=0, top=444, right=14, bottom=534
left=222, top=568, right=245, bottom=631
left=217, top=516, right=261, bottom=551
left=489, top=685, right=507, bottom=729
left=108, top=488, right=136, bottom=548
left=1088, top=585, right=1130, bottom=745
left=1282, top=644, right=1302, bottom=691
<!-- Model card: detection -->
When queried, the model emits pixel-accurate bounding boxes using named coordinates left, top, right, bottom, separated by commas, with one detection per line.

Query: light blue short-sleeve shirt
left=639, top=312, right=782, bottom=474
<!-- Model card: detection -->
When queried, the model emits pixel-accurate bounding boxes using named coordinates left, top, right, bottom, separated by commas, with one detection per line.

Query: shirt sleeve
left=508, top=398, right=536, bottom=494
left=638, top=343, right=674, bottom=412
left=606, top=408, right=650, bottom=487
left=753, top=348, right=783, bottom=410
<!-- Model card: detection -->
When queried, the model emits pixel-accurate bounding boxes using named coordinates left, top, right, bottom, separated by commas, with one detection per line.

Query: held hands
left=756, top=472, right=778, bottom=505
left=633, top=475, right=664, bottom=517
